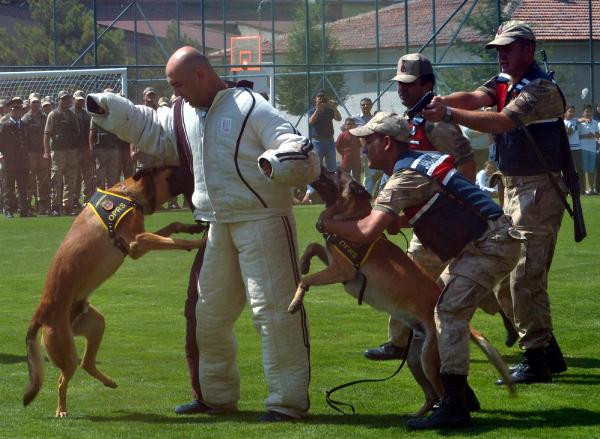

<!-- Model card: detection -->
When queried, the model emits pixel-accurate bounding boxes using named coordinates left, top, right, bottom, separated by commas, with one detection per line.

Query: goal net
left=0, top=67, right=127, bottom=103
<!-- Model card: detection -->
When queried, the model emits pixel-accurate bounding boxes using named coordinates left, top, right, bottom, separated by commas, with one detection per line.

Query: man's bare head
left=166, top=46, right=227, bottom=108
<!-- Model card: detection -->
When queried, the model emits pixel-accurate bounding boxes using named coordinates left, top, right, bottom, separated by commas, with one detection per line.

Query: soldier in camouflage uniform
left=423, top=20, right=568, bottom=386
left=364, top=53, right=516, bottom=362
left=0, top=97, right=31, bottom=217
left=22, top=93, right=50, bottom=214
left=72, top=90, right=95, bottom=206
left=43, top=90, right=80, bottom=216
left=319, top=112, right=523, bottom=429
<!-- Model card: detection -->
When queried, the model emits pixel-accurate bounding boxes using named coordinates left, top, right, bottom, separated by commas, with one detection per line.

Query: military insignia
left=410, top=124, right=417, bottom=136
left=376, top=190, right=392, bottom=203
left=101, top=199, right=114, bottom=211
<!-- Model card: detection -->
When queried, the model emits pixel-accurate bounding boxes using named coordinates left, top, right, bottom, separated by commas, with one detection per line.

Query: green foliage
left=0, top=0, right=129, bottom=66
left=1, top=202, right=600, bottom=437
left=276, top=3, right=347, bottom=116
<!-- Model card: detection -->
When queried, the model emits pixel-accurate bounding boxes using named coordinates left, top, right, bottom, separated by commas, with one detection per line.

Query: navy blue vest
left=393, top=151, right=503, bottom=261
left=493, top=63, right=565, bottom=176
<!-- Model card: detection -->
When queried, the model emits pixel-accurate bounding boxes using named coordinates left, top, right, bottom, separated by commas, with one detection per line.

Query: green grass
left=1, top=200, right=600, bottom=438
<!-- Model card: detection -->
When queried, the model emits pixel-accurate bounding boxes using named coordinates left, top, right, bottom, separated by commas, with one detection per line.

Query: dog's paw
left=104, top=379, right=118, bottom=389
left=55, top=410, right=68, bottom=418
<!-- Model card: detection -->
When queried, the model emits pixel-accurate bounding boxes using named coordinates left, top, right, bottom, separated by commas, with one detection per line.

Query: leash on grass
left=325, top=329, right=413, bottom=414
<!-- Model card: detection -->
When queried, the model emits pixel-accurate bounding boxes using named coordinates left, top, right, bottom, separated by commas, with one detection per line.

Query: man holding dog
left=364, top=53, right=517, bottom=362
left=422, top=20, right=568, bottom=386
left=318, top=112, right=524, bottom=429
left=87, top=46, right=320, bottom=422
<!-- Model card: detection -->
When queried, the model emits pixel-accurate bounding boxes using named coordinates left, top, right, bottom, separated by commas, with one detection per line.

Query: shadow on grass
left=83, top=407, right=600, bottom=431
left=0, top=353, right=27, bottom=364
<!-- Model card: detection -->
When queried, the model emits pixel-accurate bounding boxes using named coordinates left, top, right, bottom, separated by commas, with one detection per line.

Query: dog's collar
left=88, top=189, right=140, bottom=255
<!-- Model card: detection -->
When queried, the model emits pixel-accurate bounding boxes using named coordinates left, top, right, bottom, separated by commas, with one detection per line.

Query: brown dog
left=288, top=169, right=513, bottom=417
left=23, top=167, right=207, bottom=417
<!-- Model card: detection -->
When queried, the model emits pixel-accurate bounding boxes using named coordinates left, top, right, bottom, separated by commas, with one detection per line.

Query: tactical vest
left=394, top=151, right=503, bottom=261
left=493, top=63, right=565, bottom=176
left=49, top=109, right=77, bottom=150
left=408, top=115, right=437, bottom=153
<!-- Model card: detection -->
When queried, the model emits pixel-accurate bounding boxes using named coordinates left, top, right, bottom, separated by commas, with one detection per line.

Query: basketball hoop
left=231, top=36, right=261, bottom=72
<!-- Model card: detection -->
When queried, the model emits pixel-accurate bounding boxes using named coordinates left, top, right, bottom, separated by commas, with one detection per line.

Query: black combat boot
left=497, top=348, right=552, bottom=385
left=546, top=333, right=567, bottom=374
left=406, top=374, right=472, bottom=430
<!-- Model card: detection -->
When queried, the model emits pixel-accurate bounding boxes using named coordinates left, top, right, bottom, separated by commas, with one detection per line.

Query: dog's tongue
left=309, top=167, right=338, bottom=206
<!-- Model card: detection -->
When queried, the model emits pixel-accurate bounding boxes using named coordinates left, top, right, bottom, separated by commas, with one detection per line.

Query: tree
left=0, top=0, right=130, bottom=66
left=275, top=3, right=347, bottom=116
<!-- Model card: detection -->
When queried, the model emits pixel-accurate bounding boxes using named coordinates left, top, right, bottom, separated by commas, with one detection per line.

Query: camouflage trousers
left=387, top=234, right=503, bottom=347
left=75, top=149, right=96, bottom=204
left=50, top=149, right=79, bottom=213
left=2, top=167, right=29, bottom=214
left=95, top=149, right=120, bottom=189
left=28, top=153, right=50, bottom=213
left=494, top=174, right=565, bottom=350
left=435, top=215, right=522, bottom=375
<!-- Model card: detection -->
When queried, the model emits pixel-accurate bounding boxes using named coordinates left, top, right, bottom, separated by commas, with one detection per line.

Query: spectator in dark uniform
left=72, top=90, right=95, bottom=207
left=0, top=97, right=31, bottom=217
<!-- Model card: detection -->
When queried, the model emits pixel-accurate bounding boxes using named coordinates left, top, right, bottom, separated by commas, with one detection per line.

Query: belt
left=502, top=172, right=561, bottom=187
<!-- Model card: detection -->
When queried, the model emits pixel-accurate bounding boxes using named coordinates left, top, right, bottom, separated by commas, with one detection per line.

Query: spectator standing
left=72, top=90, right=94, bottom=206
left=475, top=160, right=499, bottom=197
left=22, top=93, right=50, bottom=214
left=44, top=90, right=80, bottom=216
left=307, top=90, right=341, bottom=170
left=335, top=118, right=362, bottom=180
left=578, top=104, right=599, bottom=194
left=353, top=97, right=380, bottom=194
left=41, top=97, right=53, bottom=116
left=564, top=105, right=582, bottom=191
left=0, top=97, right=31, bottom=217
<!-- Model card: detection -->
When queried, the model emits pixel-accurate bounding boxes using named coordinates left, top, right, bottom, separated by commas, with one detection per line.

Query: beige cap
left=157, top=97, right=170, bottom=107
left=170, top=94, right=177, bottom=104
left=391, top=53, right=433, bottom=83
left=57, top=90, right=71, bottom=99
left=349, top=112, right=410, bottom=142
left=103, top=88, right=115, bottom=93
left=73, top=90, right=85, bottom=100
left=143, top=86, right=157, bottom=96
left=28, top=93, right=41, bottom=103
left=486, top=20, right=535, bottom=49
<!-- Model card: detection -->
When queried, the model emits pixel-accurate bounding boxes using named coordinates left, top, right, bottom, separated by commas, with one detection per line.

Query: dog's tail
left=469, top=325, right=515, bottom=395
left=23, top=320, right=44, bottom=406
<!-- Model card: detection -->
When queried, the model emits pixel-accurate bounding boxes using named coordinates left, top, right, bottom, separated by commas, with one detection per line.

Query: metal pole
left=404, top=0, right=409, bottom=53
left=588, top=0, right=594, bottom=104
left=223, top=0, right=227, bottom=67
left=376, top=0, right=381, bottom=112
left=496, top=0, right=502, bottom=27
left=271, top=0, right=276, bottom=107
left=432, top=0, right=436, bottom=63
left=134, top=2, right=139, bottom=100
left=52, top=0, right=57, bottom=65
left=305, top=0, right=311, bottom=121
left=201, top=1, right=206, bottom=55
left=93, top=0, right=98, bottom=66
left=321, top=0, right=326, bottom=87
left=176, top=0, right=181, bottom=47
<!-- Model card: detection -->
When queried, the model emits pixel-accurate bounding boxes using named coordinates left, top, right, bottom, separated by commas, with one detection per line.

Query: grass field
left=1, top=199, right=600, bottom=438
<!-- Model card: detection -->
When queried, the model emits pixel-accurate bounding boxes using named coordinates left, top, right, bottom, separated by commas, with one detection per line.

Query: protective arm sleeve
left=254, top=100, right=320, bottom=186
left=86, top=92, right=179, bottom=166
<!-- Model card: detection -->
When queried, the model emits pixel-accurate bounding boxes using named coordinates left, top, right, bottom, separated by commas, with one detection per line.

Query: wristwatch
left=442, top=106, right=453, bottom=123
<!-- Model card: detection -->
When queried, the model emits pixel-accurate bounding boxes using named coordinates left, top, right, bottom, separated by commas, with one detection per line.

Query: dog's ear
left=349, top=180, right=371, bottom=200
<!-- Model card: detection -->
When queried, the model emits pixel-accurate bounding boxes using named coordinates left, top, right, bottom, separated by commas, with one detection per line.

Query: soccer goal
left=0, top=67, right=127, bottom=102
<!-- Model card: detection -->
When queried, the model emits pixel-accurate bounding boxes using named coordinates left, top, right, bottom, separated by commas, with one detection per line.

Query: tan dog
left=288, top=169, right=513, bottom=417
left=23, top=167, right=207, bottom=417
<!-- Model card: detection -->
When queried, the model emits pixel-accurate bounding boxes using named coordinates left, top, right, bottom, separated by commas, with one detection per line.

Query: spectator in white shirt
left=475, top=160, right=498, bottom=198
left=578, top=104, right=600, bottom=194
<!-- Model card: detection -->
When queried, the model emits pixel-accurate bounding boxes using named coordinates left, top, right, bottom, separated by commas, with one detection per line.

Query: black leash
left=325, top=330, right=413, bottom=414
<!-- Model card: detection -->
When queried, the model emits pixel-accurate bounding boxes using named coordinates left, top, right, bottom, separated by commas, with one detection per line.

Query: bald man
left=87, top=47, right=320, bottom=422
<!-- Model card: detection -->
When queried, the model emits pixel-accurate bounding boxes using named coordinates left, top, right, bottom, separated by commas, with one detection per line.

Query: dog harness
left=88, top=189, right=139, bottom=255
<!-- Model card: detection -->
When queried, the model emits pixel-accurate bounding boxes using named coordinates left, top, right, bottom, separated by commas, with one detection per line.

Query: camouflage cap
left=7, top=96, right=23, bottom=107
left=391, top=53, right=433, bottom=83
left=28, top=92, right=41, bottom=103
left=143, top=86, right=157, bottom=96
left=73, top=90, right=85, bottom=100
left=486, top=20, right=536, bottom=49
left=157, top=97, right=170, bottom=107
left=349, top=111, right=410, bottom=142
left=22, top=99, right=29, bottom=107
left=41, top=98, right=53, bottom=106
left=103, top=88, right=115, bottom=93
left=57, top=90, right=71, bottom=99
left=170, top=94, right=177, bottom=104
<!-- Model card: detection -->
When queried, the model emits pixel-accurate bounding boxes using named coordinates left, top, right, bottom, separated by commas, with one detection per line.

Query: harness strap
left=325, top=330, right=413, bottom=414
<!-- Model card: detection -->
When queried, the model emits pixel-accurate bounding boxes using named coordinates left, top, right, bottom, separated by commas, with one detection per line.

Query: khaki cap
left=103, top=88, right=115, bottom=93
left=391, top=53, right=433, bottom=83
left=157, top=97, right=170, bottom=107
left=28, top=93, right=41, bottom=103
left=143, top=86, right=157, bottom=96
left=349, top=112, right=410, bottom=142
left=170, top=94, right=177, bottom=104
left=73, top=90, right=85, bottom=100
left=486, top=20, right=535, bottom=49
left=7, top=96, right=23, bottom=107
left=57, top=90, right=71, bottom=99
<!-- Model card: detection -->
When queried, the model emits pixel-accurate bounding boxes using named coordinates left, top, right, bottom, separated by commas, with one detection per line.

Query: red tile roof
left=262, top=0, right=599, bottom=54
left=511, top=0, right=600, bottom=40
